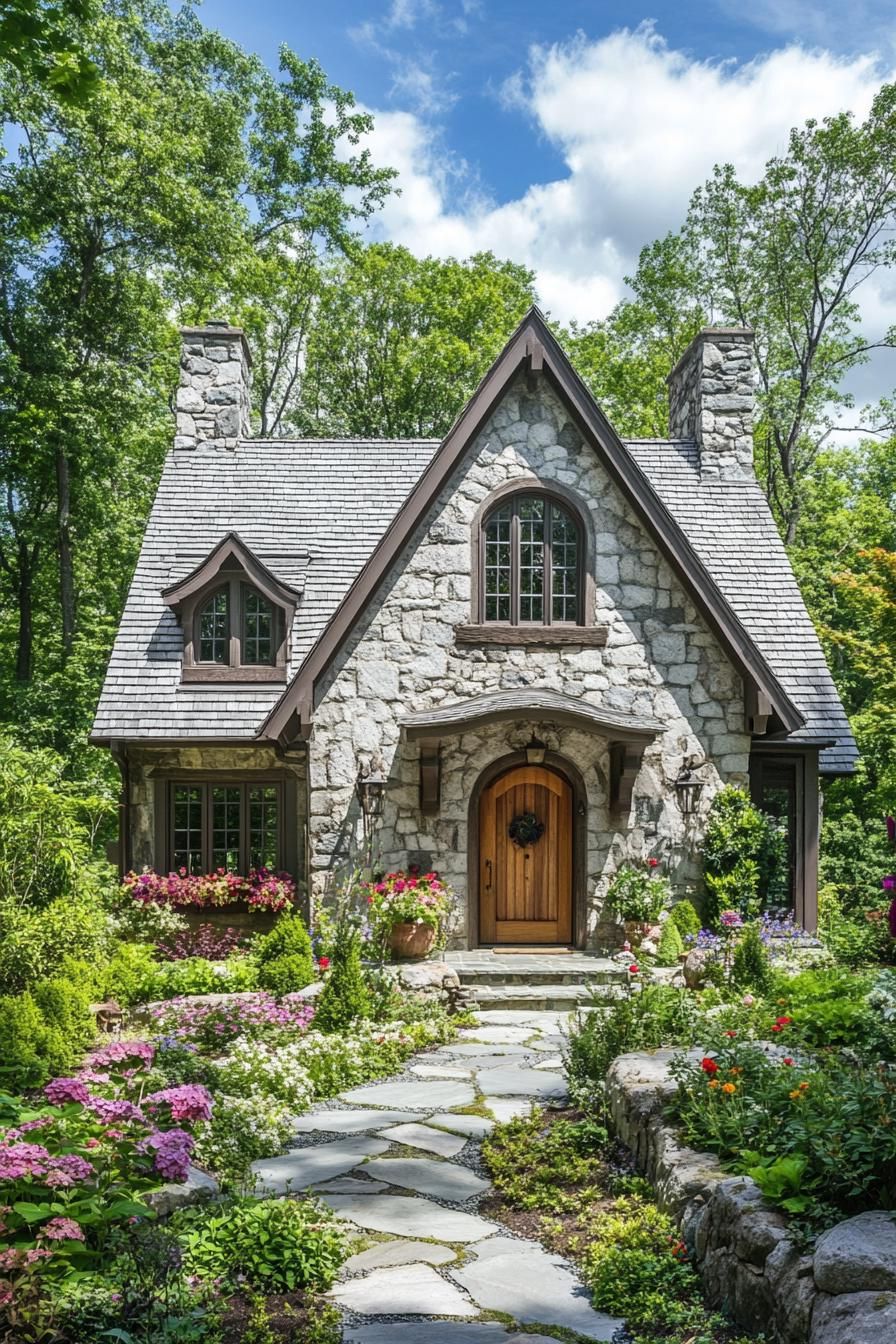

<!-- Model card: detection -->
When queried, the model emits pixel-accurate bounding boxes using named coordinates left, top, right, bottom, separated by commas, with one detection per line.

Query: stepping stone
left=533, top=1055, right=564, bottom=1070
left=411, top=1064, right=472, bottom=1078
left=251, top=1136, right=389, bottom=1193
left=485, top=1098, right=535, bottom=1124
left=451, top=1053, right=535, bottom=1071
left=311, top=1176, right=388, bottom=1194
left=293, top=1108, right=417, bottom=1133
left=343, top=1325, right=511, bottom=1344
left=458, top=1027, right=534, bottom=1045
left=428, top=1113, right=494, bottom=1138
left=438, top=1043, right=532, bottom=1058
left=320, top=1192, right=497, bottom=1242
left=378, top=1122, right=467, bottom=1157
left=340, top=1079, right=476, bottom=1111
left=477, top=1067, right=568, bottom=1100
left=473, top=1011, right=561, bottom=1026
left=450, top=1237, right=621, bottom=1341
left=330, top=1262, right=478, bottom=1317
left=343, top=1240, right=457, bottom=1273
left=365, top=1157, right=491, bottom=1201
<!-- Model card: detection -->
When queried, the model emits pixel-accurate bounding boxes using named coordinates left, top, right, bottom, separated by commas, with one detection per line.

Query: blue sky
left=198, top=0, right=896, bottom=405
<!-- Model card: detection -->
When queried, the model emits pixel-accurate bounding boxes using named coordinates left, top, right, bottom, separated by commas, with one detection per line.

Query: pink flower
left=629, top=964, right=640, bottom=974
left=139, top=1128, right=194, bottom=1183
left=44, top=1077, right=91, bottom=1106
left=41, top=1217, right=85, bottom=1242
left=720, top=911, right=743, bottom=928
left=144, top=1085, right=213, bottom=1125
left=741, top=994, right=755, bottom=1007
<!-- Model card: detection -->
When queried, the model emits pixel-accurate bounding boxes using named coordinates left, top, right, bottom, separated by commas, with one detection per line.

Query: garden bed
left=607, top=1048, right=896, bottom=1344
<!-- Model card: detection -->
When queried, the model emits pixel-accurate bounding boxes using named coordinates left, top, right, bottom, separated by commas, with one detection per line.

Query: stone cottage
left=91, top=310, right=856, bottom=946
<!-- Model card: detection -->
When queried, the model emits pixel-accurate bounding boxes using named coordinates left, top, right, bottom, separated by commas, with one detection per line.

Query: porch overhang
left=400, top=688, right=665, bottom=743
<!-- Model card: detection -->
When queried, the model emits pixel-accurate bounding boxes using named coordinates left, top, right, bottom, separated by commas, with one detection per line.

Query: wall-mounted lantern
left=674, top=759, right=703, bottom=818
left=525, top=734, right=547, bottom=765
left=356, top=759, right=387, bottom=836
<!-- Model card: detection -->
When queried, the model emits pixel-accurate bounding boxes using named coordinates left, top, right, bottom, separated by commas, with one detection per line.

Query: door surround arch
left=467, top=750, right=588, bottom=948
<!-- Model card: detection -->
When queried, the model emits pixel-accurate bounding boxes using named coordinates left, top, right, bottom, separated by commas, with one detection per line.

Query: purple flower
left=887, top=816, right=896, bottom=844
left=144, top=1085, right=213, bottom=1125
left=41, top=1217, right=85, bottom=1242
left=88, top=1040, right=155, bottom=1070
left=139, top=1128, right=194, bottom=1183
left=87, top=1097, right=145, bottom=1126
left=44, top=1077, right=91, bottom=1106
left=883, top=875, right=896, bottom=892
left=719, top=910, right=743, bottom=928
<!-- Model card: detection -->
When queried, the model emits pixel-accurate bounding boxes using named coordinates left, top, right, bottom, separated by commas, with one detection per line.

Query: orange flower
left=728, top=1067, right=742, bottom=1076
left=708, top=1079, right=720, bottom=1090
left=789, top=1088, right=803, bottom=1100
left=799, top=1081, right=810, bottom=1091
left=721, top=1082, right=737, bottom=1095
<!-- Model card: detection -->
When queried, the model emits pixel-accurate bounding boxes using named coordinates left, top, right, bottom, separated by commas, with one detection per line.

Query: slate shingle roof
left=92, top=434, right=857, bottom=774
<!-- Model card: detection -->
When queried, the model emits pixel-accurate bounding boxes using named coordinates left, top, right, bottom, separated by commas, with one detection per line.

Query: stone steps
left=468, top=981, right=622, bottom=1011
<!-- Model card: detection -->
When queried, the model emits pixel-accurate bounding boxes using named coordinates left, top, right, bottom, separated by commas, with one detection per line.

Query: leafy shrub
left=606, top=860, right=670, bottom=923
left=108, top=894, right=189, bottom=947
left=777, top=966, right=886, bottom=1052
left=701, top=786, right=786, bottom=925
left=177, top=1196, right=346, bottom=1290
left=32, top=968, right=95, bottom=1050
left=567, top=985, right=701, bottom=1111
left=669, top=899, right=702, bottom=940
left=0, top=989, right=74, bottom=1089
left=655, top=919, right=684, bottom=965
left=731, top=922, right=773, bottom=992
left=255, top=910, right=315, bottom=995
left=817, top=882, right=883, bottom=968
left=582, top=1197, right=697, bottom=1327
left=0, top=893, right=112, bottom=993
left=156, top=922, right=248, bottom=961
left=482, top=1109, right=607, bottom=1211
left=151, top=953, right=259, bottom=1000
left=314, top=919, right=370, bottom=1032
left=103, top=940, right=160, bottom=1006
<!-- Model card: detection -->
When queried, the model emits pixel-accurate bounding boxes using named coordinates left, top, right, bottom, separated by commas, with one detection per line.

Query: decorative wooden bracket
left=609, top=742, right=645, bottom=814
left=746, top=685, right=772, bottom=736
left=419, top=737, right=441, bottom=815
left=525, top=334, right=544, bottom=371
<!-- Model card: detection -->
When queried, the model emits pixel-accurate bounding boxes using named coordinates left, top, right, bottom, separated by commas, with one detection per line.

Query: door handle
left=484, top=858, right=492, bottom=891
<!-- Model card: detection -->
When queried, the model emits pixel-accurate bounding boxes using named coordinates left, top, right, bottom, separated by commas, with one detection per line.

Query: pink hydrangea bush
left=150, top=991, right=315, bottom=1049
left=122, top=866, right=295, bottom=912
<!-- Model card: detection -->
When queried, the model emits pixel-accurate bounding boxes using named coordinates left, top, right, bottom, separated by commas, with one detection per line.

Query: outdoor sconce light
left=525, top=734, right=547, bottom=765
left=674, top=758, right=703, bottom=818
left=356, top=760, right=387, bottom=834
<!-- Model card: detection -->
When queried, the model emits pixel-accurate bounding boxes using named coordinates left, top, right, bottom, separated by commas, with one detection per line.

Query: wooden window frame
left=749, top=746, right=819, bottom=932
left=155, top=774, right=296, bottom=875
left=183, top=574, right=288, bottom=683
left=475, top=487, right=590, bottom=630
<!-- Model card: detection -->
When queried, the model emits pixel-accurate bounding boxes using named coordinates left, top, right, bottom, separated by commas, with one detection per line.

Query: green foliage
left=739, top=1150, right=811, bottom=1212
left=0, top=987, right=78, bottom=1089
left=0, top=0, right=101, bottom=107
left=255, top=910, right=315, bottom=995
left=177, top=1196, right=346, bottom=1291
left=582, top=1198, right=697, bottom=1328
left=731, top=922, right=773, bottom=993
left=148, top=953, right=259, bottom=1002
left=566, top=985, right=701, bottom=1112
left=655, top=918, right=685, bottom=966
left=103, top=941, right=160, bottom=1007
left=0, top=891, right=111, bottom=992
left=606, top=862, right=670, bottom=923
left=669, top=899, right=702, bottom=940
left=481, top=1109, right=608, bottom=1211
left=817, top=883, right=882, bottom=968
left=313, top=919, right=370, bottom=1032
left=192, top=1092, right=296, bottom=1189
left=701, top=787, right=786, bottom=925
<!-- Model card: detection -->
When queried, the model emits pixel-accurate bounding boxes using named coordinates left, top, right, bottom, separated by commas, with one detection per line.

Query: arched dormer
left=461, top=482, right=599, bottom=643
left=162, top=533, right=299, bottom=683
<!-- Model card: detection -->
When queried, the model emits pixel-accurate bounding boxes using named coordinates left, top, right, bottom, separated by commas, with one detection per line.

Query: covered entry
left=478, top=763, right=572, bottom=944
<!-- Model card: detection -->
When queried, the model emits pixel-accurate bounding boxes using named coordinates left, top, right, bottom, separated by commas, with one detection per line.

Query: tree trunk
left=14, top=538, right=35, bottom=683
left=56, top=446, right=75, bottom=657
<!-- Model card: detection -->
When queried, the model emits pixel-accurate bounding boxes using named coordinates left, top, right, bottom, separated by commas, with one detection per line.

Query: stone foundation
left=606, top=1049, right=896, bottom=1344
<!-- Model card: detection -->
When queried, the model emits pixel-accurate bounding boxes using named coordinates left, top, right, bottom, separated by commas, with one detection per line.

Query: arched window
left=481, top=492, right=582, bottom=625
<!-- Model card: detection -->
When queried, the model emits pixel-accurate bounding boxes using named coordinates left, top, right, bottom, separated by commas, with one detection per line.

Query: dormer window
left=163, top=533, right=299, bottom=684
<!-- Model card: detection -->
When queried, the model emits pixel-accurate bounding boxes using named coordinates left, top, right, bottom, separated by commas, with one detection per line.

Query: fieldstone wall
left=668, top=328, right=755, bottom=480
left=126, top=745, right=307, bottom=896
left=607, top=1049, right=896, bottom=1344
left=175, top=320, right=253, bottom=450
left=308, top=367, right=751, bottom=946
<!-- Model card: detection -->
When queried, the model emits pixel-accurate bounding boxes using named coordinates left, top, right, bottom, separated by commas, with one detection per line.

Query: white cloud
left=361, top=24, right=894, bottom=330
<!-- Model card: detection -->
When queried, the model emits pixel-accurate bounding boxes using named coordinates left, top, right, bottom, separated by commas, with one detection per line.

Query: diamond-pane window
left=481, top=493, right=581, bottom=626
left=198, top=589, right=229, bottom=663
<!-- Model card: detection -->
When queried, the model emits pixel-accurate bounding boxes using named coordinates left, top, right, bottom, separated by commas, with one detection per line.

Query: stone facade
left=307, top=368, right=751, bottom=947
left=175, top=321, right=253, bottom=451
left=668, top=327, right=755, bottom=479
left=607, top=1049, right=896, bottom=1344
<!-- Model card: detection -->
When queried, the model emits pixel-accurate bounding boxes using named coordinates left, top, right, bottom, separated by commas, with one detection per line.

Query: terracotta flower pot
left=387, top=921, right=437, bottom=960
left=624, top=920, right=653, bottom=948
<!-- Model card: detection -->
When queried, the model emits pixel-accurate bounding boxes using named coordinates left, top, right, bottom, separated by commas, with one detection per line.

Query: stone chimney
left=175, top=320, right=253, bottom=450
left=667, top=328, right=754, bottom=479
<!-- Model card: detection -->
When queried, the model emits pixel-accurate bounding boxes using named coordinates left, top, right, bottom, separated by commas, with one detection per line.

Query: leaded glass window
left=198, top=588, right=229, bottom=663
left=481, top=493, right=582, bottom=626
left=242, top=588, right=274, bottom=665
left=172, top=786, right=203, bottom=873
left=211, top=786, right=241, bottom=870
left=249, top=786, right=279, bottom=869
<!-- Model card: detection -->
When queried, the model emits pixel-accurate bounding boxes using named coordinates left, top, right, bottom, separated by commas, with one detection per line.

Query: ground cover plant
left=481, top=1107, right=757, bottom=1344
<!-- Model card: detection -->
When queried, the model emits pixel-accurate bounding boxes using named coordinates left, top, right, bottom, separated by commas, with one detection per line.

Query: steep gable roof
left=261, top=308, right=805, bottom=745
left=162, top=531, right=302, bottom=612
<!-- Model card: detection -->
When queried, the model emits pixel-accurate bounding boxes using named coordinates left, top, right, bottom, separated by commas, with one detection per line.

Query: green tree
left=0, top=0, right=392, bottom=768
left=278, top=243, right=537, bottom=437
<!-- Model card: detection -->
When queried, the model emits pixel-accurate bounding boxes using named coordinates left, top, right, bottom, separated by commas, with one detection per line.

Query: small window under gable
left=162, top=533, right=299, bottom=683
left=481, top=490, right=584, bottom=627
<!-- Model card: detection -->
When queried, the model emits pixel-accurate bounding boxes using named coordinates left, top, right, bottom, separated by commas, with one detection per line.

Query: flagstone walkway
left=251, top=1009, right=622, bottom=1344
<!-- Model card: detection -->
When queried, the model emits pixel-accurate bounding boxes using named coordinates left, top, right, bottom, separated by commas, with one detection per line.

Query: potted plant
left=365, top=868, right=453, bottom=959
left=607, top=859, right=670, bottom=947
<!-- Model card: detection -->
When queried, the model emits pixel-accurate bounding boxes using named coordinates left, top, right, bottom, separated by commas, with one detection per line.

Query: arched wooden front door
left=478, top=765, right=573, bottom=945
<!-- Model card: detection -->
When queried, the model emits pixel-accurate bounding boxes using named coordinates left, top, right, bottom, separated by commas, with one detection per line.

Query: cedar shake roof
left=92, top=323, right=857, bottom=775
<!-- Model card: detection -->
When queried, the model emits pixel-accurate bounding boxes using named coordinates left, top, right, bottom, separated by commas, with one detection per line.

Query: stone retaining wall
left=606, top=1049, right=896, bottom=1344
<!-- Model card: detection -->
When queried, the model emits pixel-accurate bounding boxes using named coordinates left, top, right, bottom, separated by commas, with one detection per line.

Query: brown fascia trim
left=162, top=532, right=301, bottom=613
left=259, top=307, right=804, bottom=743
left=89, top=734, right=307, bottom=750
